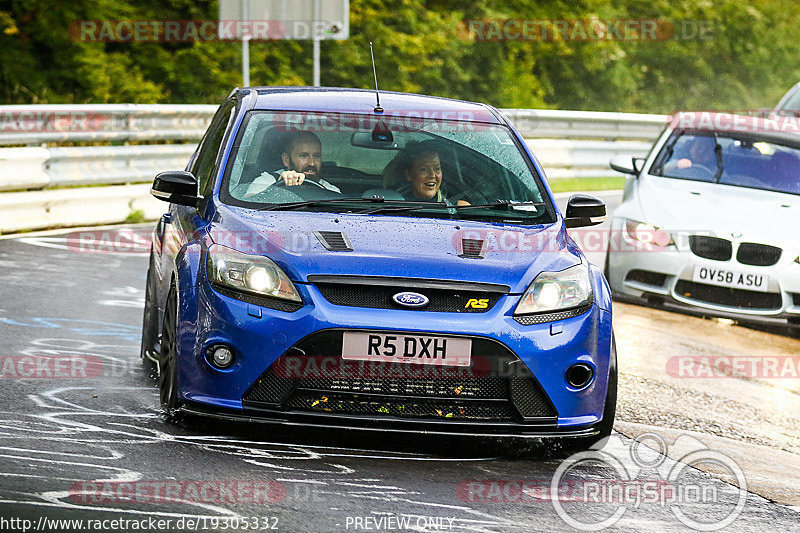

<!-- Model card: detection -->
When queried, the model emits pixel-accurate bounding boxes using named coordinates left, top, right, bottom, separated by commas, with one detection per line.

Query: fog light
left=207, top=345, right=235, bottom=369
left=566, top=363, right=594, bottom=389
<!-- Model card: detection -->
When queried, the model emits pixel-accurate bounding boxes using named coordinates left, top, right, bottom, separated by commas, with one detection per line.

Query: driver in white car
left=244, top=132, right=340, bottom=197
left=663, top=135, right=718, bottom=179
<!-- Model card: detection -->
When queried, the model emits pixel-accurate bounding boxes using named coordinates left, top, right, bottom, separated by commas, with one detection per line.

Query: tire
left=140, top=252, right=159, bottom=369
left=594, top=336, right=618, bottom=442
left=159, top=284, right=181, bottom=417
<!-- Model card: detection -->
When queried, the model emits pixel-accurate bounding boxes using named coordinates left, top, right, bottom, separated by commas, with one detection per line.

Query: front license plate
left=691, top=266, right=769, bottom=292
left=341, top=332, right=472, bottom=367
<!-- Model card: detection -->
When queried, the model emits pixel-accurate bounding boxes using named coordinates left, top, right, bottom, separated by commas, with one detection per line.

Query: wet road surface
left=0, top=214, right=798, bottom=532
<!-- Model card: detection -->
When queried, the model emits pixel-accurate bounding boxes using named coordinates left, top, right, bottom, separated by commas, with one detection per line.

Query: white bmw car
left=605, top=112, right=800, bottom=329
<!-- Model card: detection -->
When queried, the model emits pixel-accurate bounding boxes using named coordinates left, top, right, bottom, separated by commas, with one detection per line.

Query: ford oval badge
left=392, top=292, right=429, bottom=308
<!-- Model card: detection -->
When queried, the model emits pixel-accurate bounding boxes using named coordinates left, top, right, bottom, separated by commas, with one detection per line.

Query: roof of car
left=234, top=86, right=504, bottom=124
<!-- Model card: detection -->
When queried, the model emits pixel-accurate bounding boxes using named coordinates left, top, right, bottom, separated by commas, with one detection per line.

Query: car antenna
left=369, top=41, right=383, bottom=114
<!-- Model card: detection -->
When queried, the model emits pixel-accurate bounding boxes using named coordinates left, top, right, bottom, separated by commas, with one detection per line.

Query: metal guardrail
left=0, top=104, right=668, bottom=146
left=0, top=104, right=669, bottom=232
left=0, top=144, right=196, bottom=192
left=0, top=104, right=216, bottom=145
left=502, top=109, right=668, bottom=140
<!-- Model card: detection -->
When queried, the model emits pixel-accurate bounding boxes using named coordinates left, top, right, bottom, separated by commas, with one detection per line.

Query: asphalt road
left=0, top=192, right=798, bottom=532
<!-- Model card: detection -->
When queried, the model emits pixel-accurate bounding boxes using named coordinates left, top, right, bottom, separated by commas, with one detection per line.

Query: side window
left=191, top=101, right=236, bottom=197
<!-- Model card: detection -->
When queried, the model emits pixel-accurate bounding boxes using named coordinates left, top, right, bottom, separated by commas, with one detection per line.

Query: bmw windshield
left=651, top=131, right=800, bottom=196
left=219, top=111, right=555, bottom=223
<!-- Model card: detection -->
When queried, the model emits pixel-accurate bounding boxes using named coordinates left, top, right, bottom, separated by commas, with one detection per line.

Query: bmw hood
left=210, top=206, right=584, bottom=294
left=635, top=176, right=800, bottom=248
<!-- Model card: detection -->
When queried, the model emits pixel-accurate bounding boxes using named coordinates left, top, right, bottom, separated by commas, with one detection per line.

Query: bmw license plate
left=341, top=332, right=472, bottom=367
left=691, top=266, right=769, bottom=292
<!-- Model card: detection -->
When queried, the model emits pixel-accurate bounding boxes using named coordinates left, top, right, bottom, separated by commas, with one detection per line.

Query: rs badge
left=465, top=298, right=489, bottom=309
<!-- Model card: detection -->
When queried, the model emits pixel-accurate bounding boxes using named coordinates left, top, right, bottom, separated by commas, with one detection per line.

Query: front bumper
left=606, top=221, right=800, bottom=325
left=174, top=280, right=614, bottom=435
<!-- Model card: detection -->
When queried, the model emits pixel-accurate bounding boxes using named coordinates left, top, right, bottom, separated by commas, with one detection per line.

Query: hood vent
left=459, top=238, right=486, bottom=259
left=314, top=231, right=353, bottom=251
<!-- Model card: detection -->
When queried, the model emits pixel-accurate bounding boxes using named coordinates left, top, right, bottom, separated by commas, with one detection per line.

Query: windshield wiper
left=712, top=133, right=724, bottom=182
left=450, top=200, right=545, bottom=211
left=357, top=200, right=545, bottom=216
left=356, top=201, right=452, bottom=215
left=257, top=196, right=389, bottom=211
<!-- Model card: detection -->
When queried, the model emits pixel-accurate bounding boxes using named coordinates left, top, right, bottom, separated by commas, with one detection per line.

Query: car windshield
left=777, top=86, right=800, bottom=114
left=219, top=110, right=553, bottom=223
left=651, top=132, right=800, bottom=195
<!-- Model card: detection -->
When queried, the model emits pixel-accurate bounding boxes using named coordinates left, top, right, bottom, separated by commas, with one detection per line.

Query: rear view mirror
left=350, top=132, right=405, bottom=150
left=564, top=194, right=606, bottom=228
left=151, top=171, right=202, bottom=208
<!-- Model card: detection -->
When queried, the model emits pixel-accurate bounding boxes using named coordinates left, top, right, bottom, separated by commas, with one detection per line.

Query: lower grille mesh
left=284, top=391, right=516, bottom=420
left=297, top=376, right=508, bottom=399
left=674, top=280, right=782, bottom=310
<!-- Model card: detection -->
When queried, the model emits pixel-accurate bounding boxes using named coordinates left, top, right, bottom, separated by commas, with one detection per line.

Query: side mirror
left=564, top=194, right=606, bottom=228
left=151, top=171, right=202, bottom=208
left=610, top=156, right=645, bottom=176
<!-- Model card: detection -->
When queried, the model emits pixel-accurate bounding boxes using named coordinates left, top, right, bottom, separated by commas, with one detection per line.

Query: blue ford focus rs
left=141, top=87, right=616, bottom=448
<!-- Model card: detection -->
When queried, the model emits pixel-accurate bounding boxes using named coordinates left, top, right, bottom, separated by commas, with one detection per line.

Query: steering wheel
left=683, top=163, right=715, bottom=178
left=268, top=179, right=341, bottom=200
left=447, top=179, right=492, bottom=205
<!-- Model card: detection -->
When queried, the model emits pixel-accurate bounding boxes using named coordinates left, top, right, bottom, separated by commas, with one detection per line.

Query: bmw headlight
left=514, top=264, right=593, bottom=315
left=625, top=220, right=674, bottom=247
left=206, top=244, right=301, bottom=302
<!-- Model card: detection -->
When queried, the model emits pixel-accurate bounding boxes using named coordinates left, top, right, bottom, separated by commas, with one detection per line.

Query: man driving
left=244, top=132, right=340, bottom=197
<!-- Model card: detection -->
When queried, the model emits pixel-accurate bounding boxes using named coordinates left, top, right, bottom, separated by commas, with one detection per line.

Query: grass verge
left=548, top=176, right=625, bottom=193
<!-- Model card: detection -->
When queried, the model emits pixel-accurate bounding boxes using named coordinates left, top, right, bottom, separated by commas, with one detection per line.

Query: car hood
left=209, top=205, right=583, bottom=293
left=636, top=176, right=800, bottom=246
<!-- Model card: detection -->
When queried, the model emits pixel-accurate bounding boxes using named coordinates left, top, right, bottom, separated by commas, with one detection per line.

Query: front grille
left=315, top=283, right=500, bottom=312
left=736, top=242, right=782, bottom=266
left=689, top=236, right=732, bottom=261
left=792, top=293, right=800, bottom=307
left=242, top=331, right=557, bottom=423
left=308, top=276, right=509, bottom=313
left=674, top=280, right=782, bottom=310
left=625, top=269, right=668, bottom=287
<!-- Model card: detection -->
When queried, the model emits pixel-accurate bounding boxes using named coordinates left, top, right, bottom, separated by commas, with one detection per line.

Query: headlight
left=514, top=264, right=593, bottom=315
left=625, top=220, right=674, bottom=247
left=206, top=244, right=301, bottom=302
